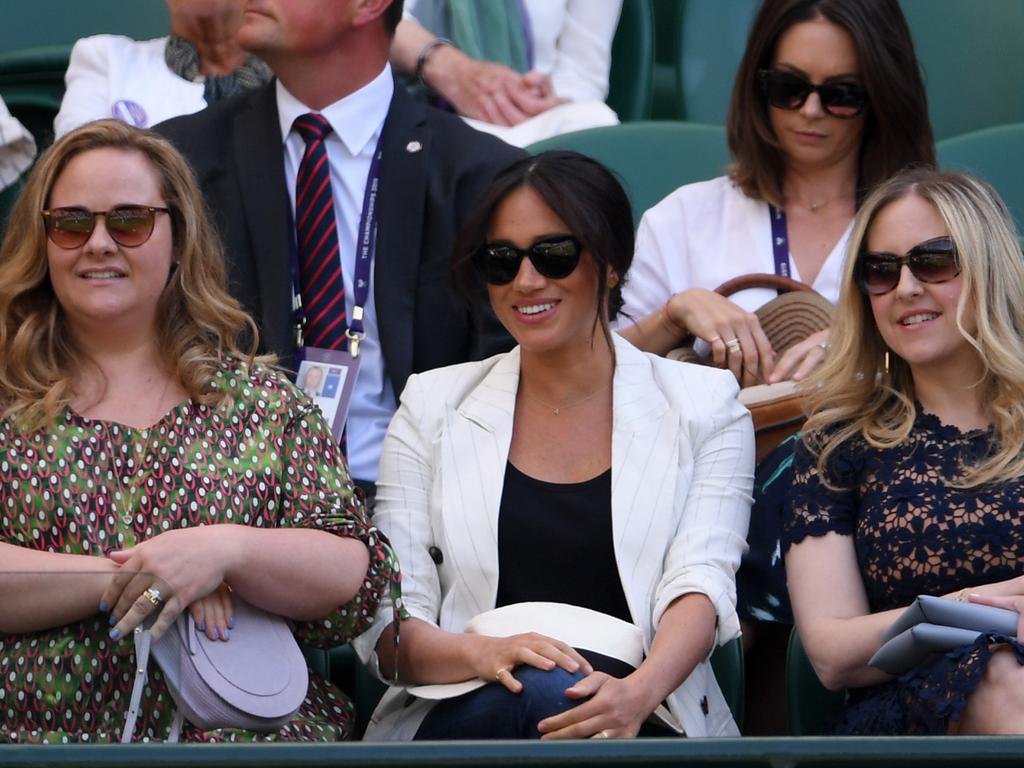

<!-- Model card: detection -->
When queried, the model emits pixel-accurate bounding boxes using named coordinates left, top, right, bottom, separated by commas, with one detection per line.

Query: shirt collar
left=276, top=63, right=394, bottom=156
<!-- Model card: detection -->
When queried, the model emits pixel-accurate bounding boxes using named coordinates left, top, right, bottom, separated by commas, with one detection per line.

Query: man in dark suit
left=157, top=0, right=521, bottom=492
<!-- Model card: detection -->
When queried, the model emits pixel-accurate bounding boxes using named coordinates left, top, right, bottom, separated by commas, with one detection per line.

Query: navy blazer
left=157, top=80, right=522, bottom=391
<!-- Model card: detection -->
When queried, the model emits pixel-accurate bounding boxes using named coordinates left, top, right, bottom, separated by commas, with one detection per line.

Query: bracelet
left=414, top=37, right=455, bottom=84
left=952, top=588, right=968, bottom=602
left=660, top=299, right=686, bottom=337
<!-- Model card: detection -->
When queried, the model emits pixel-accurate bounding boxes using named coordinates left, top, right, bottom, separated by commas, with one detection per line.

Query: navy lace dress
left=783, top=407, right=1024, bottom=734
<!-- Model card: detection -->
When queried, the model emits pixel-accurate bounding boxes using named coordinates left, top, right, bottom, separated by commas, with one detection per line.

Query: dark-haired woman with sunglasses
left=0, top=120, right=400, bottom=742
left=619, top=0, right=933, bottom=386
left=353, top=151, right=754, bottom=740
left=785, top=168, right=1024, bottom=734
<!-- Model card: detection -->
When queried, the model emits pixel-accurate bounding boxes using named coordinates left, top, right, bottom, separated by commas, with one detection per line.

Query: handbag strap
left=122, top=627, right=184, bottom=743
left=714, top=272, right=815, bottom=297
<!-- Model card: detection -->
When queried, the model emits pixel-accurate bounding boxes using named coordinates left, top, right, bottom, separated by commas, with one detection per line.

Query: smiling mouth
left=80, top=270, right=126, bottom=279
left=516, top=302, right=557, bottom=316
left=899, top=312, right=940, bottom=326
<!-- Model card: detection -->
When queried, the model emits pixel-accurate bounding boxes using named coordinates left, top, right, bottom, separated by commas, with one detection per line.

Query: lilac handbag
left=121, top=597, right=309, bottom=742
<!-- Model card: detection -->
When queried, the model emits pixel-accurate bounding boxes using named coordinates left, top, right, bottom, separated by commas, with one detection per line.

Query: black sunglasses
left=758, top=69, right=867, bottom=119
left=473, top=235, right=582, bottom=285
left=41, top=205, right=170, bottom=249
left=856, top=237, right=961, bottom=296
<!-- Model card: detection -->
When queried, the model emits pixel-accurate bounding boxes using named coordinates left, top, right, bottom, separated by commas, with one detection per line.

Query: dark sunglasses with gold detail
left=473, top=234, right=582, bottom=285
left=41, top=205, right=170, bottom=249
left=856, top=236, right=960, bottom=296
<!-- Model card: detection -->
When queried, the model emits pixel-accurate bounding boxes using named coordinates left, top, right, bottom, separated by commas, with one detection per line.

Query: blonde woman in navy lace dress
left=0, top=120, right=400, bottom=742
left=785, top=168, right=1024, bottom=734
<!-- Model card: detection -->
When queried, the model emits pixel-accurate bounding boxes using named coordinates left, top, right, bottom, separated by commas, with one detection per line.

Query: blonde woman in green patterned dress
left=0, top=120, right=400, bottom=742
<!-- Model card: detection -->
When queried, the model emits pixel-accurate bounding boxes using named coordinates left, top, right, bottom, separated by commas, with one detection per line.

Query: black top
left=495, top=462, right=633, bottom=624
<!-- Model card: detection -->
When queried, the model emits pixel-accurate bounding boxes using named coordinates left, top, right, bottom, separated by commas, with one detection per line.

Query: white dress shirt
left=276, top=66, right=396, bottom=482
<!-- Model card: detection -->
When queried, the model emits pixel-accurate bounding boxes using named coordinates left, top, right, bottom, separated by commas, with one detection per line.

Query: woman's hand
left=963, top=591, right=1024, bottom=640
left=188, top=582, right=234, bottom=642
left=100, top=526, right=236, bottom=641
left=466, top=632, right=593, bottom=693
left=667, top=288, right=775, bottom=386
left=537, top=671, right=655, bottom=739
left=768, top=328, right=831, bottom=383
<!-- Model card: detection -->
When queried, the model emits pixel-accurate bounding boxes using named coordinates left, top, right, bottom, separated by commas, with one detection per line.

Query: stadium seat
left=528, top=121, right=729, bottom=225
left=0, top=1, right=168, bottom=51
left=650, top=0, right=684, bottom=120
left=937, top=122, right=1024, bottom=237
left=710, top=636, right=745, bottom=731
left=607, top=0, right=655, bottom=122
left=900, top=0, right=1024, bottom=140
left=785, top=627, right=844, bottom=735
left=0, top=45, right=72, bottom=153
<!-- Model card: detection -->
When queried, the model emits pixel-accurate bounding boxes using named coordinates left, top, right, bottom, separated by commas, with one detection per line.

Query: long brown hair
left=0, top=119, right=258, bottom=428
left=728, top=0, right=934, bottom=206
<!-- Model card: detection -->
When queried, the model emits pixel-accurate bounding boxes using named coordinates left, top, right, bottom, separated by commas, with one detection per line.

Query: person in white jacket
left=54, top=0, right=269, bottom=137
left=0, top=96, right=35, bottom=192
left=354, top=151, right=753, bottom=740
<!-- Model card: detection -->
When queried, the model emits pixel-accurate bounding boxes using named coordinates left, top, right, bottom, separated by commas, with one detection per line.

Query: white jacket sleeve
left=0, top=97, right=35, bottom=190
left=351, top=373, right=443, bottom=677
left=548, top=0, right=623, bottom=102
left=651, top=370, right=753, bottom=645
left=55, top=36, right=120, bottom=138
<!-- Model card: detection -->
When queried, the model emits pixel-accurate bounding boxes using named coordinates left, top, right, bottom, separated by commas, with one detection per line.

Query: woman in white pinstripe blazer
left=354, top=152, right=754, bottom=740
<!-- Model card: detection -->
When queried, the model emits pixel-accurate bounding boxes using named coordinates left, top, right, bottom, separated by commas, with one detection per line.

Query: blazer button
left=701, top=696, right=709, bottom=715
left=428, top=546, right=443, bottom=565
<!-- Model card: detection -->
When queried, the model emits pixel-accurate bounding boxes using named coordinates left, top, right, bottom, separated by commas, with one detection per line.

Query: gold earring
left=884, top=350, right=890, bottom=375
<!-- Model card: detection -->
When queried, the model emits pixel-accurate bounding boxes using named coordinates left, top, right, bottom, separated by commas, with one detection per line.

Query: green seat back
left=650, top=0, right=685, bottom=120
left=607, top=0, right=655, bottom=122
left=0, top=45, right=73, bottom=152
left=0, top=2, right=168, bottom=52
left=900, top=0, right=1024, bottom=140
left=528, top=121, right=730, bottom=225
left=937, top=123, right=1024, bottom=238
left=785, top=627, right=844, bottom=735
left=678, top=0, right=759, bottom=124
left=710, top=636, right=745, bottom=731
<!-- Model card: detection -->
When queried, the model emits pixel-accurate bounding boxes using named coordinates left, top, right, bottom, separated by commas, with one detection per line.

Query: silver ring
left=594, top=730, right=611, bottom=739
left=817, top=342, right=829, bottom=351
left=142, top=587, right=163, bottom=607
left=725, top=338, right=741, bottom=354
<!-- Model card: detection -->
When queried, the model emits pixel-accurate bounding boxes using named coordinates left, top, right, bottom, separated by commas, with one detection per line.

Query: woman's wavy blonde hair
left=802, top=167, right=1024, bottom=488
left=0, top=119, right=258, bottom=428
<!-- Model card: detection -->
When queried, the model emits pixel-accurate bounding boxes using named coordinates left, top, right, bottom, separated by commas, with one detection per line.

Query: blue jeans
left=414, top=666, right=587, bottom=740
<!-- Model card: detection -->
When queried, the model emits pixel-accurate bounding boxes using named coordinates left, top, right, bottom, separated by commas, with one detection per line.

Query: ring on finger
left=495, top=667, right=511, bottom=682
left=594, top=730, right=611, bottom=739
left=725, top=338, right=742, bottom=354
left=142, top=587, right=163, bottom=607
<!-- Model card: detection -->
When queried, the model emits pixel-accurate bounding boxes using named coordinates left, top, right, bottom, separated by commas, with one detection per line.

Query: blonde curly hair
left=802, top=167, right=1024, bottom=488
left=0, top=119, right=258, bottom=428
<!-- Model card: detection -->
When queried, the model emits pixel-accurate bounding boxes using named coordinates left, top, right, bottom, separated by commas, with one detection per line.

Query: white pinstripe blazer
left=354, top=334, right=754, bottom=739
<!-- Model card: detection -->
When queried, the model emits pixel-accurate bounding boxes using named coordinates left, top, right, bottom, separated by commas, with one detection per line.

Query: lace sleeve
left=782, top=434, right=861, bottom=552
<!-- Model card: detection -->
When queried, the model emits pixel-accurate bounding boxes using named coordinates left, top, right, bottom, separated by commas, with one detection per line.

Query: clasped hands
left=98, top=526, right=236, bottom=643
left=472, top=632, right=657, bottom=739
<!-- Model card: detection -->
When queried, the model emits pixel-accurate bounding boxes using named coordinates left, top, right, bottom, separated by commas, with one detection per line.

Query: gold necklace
left=520, top=381, right=610, bottom=416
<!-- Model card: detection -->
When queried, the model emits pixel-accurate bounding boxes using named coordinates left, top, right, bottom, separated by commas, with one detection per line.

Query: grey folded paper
left=869, top=594, right=1018, bottom=676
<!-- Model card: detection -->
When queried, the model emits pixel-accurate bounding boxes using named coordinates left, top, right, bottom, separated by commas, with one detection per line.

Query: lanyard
left=766, top=203, right=790, bottom=279
left=290, top=129, right=385, bottom=359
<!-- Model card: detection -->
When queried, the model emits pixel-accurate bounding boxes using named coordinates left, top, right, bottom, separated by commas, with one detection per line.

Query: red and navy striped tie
left=294, top=113, right=346, bottom=349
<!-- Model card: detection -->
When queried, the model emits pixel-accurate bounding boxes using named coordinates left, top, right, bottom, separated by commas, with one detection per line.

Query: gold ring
left=495, top=667, right=509, bottom=682
left=725, top=338, right=741, bottom=354
left=142, top=587, right=163, bottom=607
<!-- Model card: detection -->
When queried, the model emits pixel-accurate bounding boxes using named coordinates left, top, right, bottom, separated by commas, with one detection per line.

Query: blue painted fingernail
left=198, top=621, right=206, bottom=632
left=223, top=629, right=231, bottom=641
left=109, top=628, right=120, bottom=640
left=108, top=614, right=118, bottom=626
left=99, top=601, right=109, bottom=613
left=227, top=617, right=236, bottom=629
